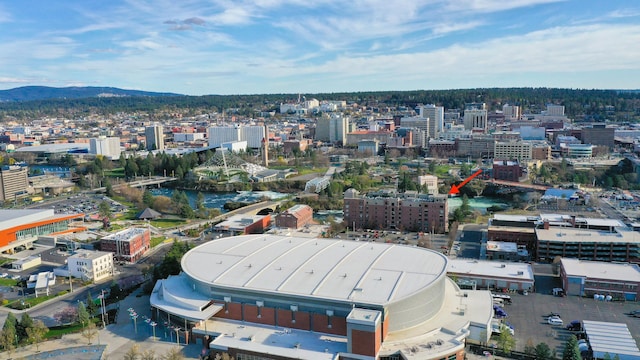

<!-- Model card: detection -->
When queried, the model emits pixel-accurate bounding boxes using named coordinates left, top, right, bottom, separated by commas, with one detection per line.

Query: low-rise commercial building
left=0, top=209, right=85, bottom=252
left=100, top=228, right=151, bottom=263
left=275, top=204, right=313, bottom=229
left=536, top=227, right=640, bottom=263
left=448, top=259, right=534, bottom=292
left=67, top=249, right=114, bottom=282
left=213, top=214, right=271, bottom=235
left=560, top=258, right=640, bottom=301
left=12, top=255, right=42, bottom=270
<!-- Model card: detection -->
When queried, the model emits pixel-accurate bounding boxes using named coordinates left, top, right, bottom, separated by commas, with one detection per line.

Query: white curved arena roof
left=181, top=234, right=448, bottom=306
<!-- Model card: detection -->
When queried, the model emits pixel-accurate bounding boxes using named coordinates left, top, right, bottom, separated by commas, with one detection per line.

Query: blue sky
left=0, top=0, right=639, bottom=95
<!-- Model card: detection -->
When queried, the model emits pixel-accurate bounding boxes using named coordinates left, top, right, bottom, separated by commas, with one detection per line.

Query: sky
left=0, top=0, right=639, bottom=96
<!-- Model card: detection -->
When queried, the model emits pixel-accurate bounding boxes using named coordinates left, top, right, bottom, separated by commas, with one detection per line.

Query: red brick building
left=100, top=227, right=150, bottom=263
left=213, top=214, right=271, bottom=234
left=275, top=204, right=313, bottom=229
left=492, top=160, right=523, bottom=181
left=344, top=189, right=448, bottom=233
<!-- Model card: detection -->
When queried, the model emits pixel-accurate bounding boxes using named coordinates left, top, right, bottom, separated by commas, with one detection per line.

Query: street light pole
left=100, top=289, right=106, bottom=328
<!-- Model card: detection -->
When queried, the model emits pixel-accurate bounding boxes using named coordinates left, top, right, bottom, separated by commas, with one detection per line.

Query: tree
left=98, top=201, right=112, bottom=220
left=141, top=349, right=157, bottom=360
left=86, top=291, right=98, bottom=316
left=562, top=335, right=582, bottom=360
left=81, top=321, right=98, bottom=345
left=535, top=342, right=554, bottom=360
left=17, top=313, right=33, bottom=342
left=143, top=190, right=155, bottom=208
left=0, top=328, right=16, bottom=354
left=497, top=329, right=516, bottom=353
left=124, top=344, right=140, bottom=360
left=25, top=319, right=48, bottom=352
left=54, top=306, right=78, bottom=324
left=3, top=312, right=17, bottom=333
left=524, top=338, right=536, bottom=355
left=109, top=281, right=124, bottom=303
left=77, top=302, right=90, bottom=328
left=162, top=347, right=184, bottom=360
left=104, top=179, right=114, bottom=197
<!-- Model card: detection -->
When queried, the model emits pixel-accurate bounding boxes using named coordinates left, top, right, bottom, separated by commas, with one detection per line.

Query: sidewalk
left=4, top=288, right=204, bottom=360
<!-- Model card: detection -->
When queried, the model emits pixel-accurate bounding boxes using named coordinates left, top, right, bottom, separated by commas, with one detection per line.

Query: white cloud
left=445, top=0, right=566, bottom=13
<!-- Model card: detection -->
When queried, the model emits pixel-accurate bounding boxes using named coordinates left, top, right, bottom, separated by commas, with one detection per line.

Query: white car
left=548, top=317, right=563, bottom=326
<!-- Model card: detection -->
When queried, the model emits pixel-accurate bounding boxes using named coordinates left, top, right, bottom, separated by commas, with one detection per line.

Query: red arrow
left=449, top=169, right=483, bottom=195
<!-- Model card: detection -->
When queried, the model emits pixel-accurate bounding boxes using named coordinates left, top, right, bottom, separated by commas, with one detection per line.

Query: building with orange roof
left=0, top=209, right=85, bottom=253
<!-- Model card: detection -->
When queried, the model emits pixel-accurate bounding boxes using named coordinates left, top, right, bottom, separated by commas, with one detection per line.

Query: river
left=447, top=196, right=509, bottom=214
left=149, top=188, right=290, bottom=212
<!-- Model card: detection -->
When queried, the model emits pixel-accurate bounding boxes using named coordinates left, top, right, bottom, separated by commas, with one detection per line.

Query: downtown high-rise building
left=145, top=125, right=164, bottom=151
left=418, top=104, right=444, bottom=139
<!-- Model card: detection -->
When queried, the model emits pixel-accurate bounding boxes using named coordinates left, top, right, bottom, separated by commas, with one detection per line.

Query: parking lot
left=500, top=291, right=640, bottom=355
left=29, top=193, right=127, bottom=217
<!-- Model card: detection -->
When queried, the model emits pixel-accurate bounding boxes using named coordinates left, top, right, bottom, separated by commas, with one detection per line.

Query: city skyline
left=0, top=0, right=639, bottom=96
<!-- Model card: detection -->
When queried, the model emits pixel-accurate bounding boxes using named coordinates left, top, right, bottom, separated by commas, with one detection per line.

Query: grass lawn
left=150, top=236, right=166, bottom=248
left=435, top=165, right=452, bottom=177
left=45, top=323, right=84, bottom=339
left=7, top=293, right=60, bottom=310
left=0, top=278, right=18, bottom=287
left=103, top=168, right=125, bottom=177
left=151, top=219, right=187, bottom=228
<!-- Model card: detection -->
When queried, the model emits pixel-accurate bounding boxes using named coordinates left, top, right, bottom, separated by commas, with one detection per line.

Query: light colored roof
left=486, top=241, right=518, bottom=253
left=204, top=319, right=347, bottom=360
left=102, top=227, right=147, bottom=242
left=536, top=227, right=640, bottom=244
left=447, top=259, right=534, bottom=282
left=181, top=235, right=448, bottom=306
left=582, top=320, right=640, bottom=360
left=213, top=215, right=268, bottom=231
left=69, top=249, right=112, bottom=261
left=0, top=209, right=54, bottom=230
left=15, top=143, right=89, bottom=153
left=150, top=273, right=224, bottom=321
left=560, top=258, right=640, bottom=282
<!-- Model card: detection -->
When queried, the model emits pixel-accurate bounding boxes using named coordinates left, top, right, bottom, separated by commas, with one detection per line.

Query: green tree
left=98, top=201, right=112, bottom=219
left=143, top=190, right=155, bottom=208
left=109, top=282, right=124, bottom=303
left=77, top=301, right=90, bottom=328
left=86, top=291, right=98, bottom=316
left=104, top=179, right=114, bottom=197
left=25, top=319, right=48, bottom=352
left=535, top=342, right=554, bottom=360
left=562, top=335, right=582, bottom=360
left=17, top=313, right=33, bottom=342
left=497, top=329, right=516, bottom=353
left=0, top=328, right=16, bottom=353
left=3, top=312, right=17, bottom=333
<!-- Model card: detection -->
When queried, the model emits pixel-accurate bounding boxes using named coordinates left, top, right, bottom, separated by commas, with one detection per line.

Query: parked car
left=566, top=320, right=582, bottom=331
left=548, top=317, right=564, bottom=326
left=546, top=312, right=561, bottom=318
left=629, top=310, right=640, bottom=318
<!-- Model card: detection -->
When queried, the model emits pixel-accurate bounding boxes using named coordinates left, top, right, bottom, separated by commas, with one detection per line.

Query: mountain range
left=0, top=86, right=182, bottom=102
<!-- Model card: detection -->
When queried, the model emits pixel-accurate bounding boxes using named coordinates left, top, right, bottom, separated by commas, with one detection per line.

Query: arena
left=151, top=234, right=493, bottom=359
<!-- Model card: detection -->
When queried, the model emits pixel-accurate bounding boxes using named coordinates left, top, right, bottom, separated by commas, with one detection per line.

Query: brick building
left=343, top=189, right=448, bottom=233
left=100, top=227, right=151, bottom=263
left=275, top=204, right=313, bottom=229
left=492, top=160, right=523, bottom=181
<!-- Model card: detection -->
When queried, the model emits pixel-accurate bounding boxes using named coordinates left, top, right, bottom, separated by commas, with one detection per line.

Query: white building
left=316, top=115, right=348, bottom=146
left=67, top=249, right=114, bottom=282
left=463, top=109, right=488, bottom=132
left=242, top=126, right=267, bottom=148
left=145, top=125, right=164, bottom=151
left=418, top=105, right=444, bottom=138
left=89, top=136, right=121, bottom=159
left=221, top=141, right=247, bottom=153
left=494, top=141, right=533, bottom=161
left=544, top=104, right=565, bottom=116
left=208, top=125, right=265, bottom=149
left=502, top=104, right=521, bottom=121
left=417, top=175, right=439, bottom=195
left=173, top=132, right=205, bottom=142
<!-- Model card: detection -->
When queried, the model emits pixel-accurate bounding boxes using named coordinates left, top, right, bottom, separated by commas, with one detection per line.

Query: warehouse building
left=150, top=235, right=494, bottom=360
left=560, top=258, right=640, bottom=301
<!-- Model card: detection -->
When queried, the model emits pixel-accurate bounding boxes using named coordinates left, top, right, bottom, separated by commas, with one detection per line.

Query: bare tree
left=141, top=349, right=157, bottom=360
left=161, top=347, right=184, bottom=360
left=124, top=344, right=140, bottom=360
left=81, top=321, right=98, bottom=345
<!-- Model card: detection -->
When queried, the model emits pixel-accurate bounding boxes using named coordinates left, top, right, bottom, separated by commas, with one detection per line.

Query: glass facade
left=16, top=220, right=70, bottom=240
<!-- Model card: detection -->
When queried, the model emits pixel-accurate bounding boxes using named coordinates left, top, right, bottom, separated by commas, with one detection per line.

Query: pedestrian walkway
left=4, top=287, right=204, bottom=360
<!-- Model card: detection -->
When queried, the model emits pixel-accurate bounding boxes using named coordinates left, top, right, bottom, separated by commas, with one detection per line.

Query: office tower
left=145, top=125, right=164, bottom=151
left=463, top=109, right=488, bottom=132
left=418, top=105, right=444, bottom=139
left=90, top=136, right=121, bottom=159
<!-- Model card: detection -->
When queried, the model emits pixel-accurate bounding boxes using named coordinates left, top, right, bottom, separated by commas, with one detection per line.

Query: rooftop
left=102, top=227, right=148, bottom=241
left=561, top=258, right=640, bottom=282
left=535, top=227, right=640, bottom=244
left=447, top=259, right=534, bottom=282
left=181, top=235, right=448, bottom=306
left=582, top=320, right=640, bottom=360
left=69, top=249, right=112, bottom=261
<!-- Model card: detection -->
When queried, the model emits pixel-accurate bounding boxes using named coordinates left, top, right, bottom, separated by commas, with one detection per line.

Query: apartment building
left=494, top=141, right=532, bottom=161
left=344, top=189, right=448, bottom=233
left=100, top=228, right=151, bottom=263
left=0, top=166, right=29, bottom=202
left=89, top=136, right=121, bottom=159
